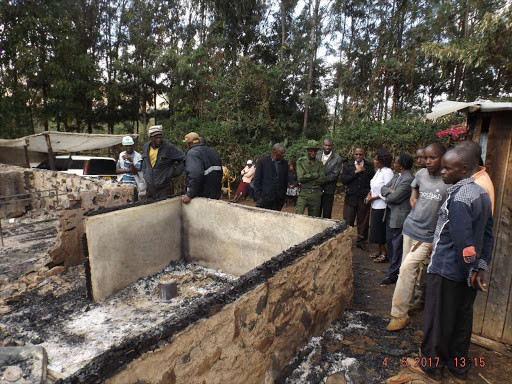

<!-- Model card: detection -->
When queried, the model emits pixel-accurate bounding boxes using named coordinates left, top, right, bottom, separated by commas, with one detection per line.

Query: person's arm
left=169, top=146, right=186, bottom=177
left=340, top=163, right=357, bottom=185
left=471, top=208, right=494, bottom=291
left=184, top=152, right=204, bottom=199
left=246, top=166, right=255, bottom=179
left=297, top=160, right=320, bottom=183
left=384, top=177, right=412, bottom=205
left=317, top=164, right=325, bottom=185
left=380, top=177, right=394, bottom=197
left=410, top=188, right=419, bottom=208
left=324, top=156, right=343, bottom=183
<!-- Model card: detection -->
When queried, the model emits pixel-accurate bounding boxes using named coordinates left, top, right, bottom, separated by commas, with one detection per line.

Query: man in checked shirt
left=387, top=147, right=493, bottom=384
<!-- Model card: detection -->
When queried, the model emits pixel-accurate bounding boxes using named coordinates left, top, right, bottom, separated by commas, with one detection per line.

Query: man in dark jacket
left=380, top=154, right=415, bottom=285
left=340, top=147, right=375, bottom=250
left=181, top=132, right=222, bottom=204
left=253, top=143, right=288, bottom=211
left=316, top=138, right=343, bottom=219
left=142, top=125, right=185, bottom=199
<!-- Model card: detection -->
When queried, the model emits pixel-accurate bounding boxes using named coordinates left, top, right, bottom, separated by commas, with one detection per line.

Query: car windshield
left=37, top=158, right=85, bottom=171
left=87, top=159, right=116, bottom=175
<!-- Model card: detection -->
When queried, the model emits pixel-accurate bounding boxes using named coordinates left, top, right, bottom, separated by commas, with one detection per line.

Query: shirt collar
left=447, top=177, right=474, bottom=193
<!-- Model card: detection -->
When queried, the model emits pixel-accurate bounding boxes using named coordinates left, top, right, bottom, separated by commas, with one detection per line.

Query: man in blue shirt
left=389, top=147, right=493, bottom=384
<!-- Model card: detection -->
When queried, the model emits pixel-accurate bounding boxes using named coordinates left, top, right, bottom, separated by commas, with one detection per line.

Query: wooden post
left=24, top=139, right=31, bottom=168
left=44, top=133, right=56, bottom=171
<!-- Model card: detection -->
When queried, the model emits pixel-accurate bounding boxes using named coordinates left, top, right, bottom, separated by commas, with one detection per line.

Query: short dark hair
left=456, top=140, right=482, bottom=164
left=397, top=153, right=414, bottom=170
left=426, top=142, right=447, bottom=156
left=376, top=148, right=392, bottom=168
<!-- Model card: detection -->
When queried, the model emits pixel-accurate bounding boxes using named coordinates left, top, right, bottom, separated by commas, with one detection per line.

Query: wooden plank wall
left=473, top=111, right=512, bottom=344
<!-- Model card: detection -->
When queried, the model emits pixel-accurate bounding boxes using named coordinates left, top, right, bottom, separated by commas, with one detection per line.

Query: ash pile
left=1, top=260, right=236, bottom=379
left=280, top=311, right=422, bottom=384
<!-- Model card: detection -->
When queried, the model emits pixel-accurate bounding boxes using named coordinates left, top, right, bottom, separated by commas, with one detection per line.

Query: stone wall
left=106, top=229, right=353, bottom=384
left=0, top=164, right=134, bottom=266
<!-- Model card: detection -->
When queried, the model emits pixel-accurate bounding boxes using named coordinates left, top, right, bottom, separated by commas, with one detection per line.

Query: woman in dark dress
left=285, top=163, right=299, bottom=207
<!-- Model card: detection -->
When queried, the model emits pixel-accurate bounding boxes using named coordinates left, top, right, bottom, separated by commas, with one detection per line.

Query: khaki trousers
left=390, top=234, right=432, bottom=318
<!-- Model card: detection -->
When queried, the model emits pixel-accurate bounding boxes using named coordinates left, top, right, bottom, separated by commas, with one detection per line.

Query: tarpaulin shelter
left=0, top=132, right=138, bottom=168
left=427, top=100, right=512, bottom=347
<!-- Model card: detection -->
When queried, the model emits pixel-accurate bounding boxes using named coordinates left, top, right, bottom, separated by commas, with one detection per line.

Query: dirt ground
left=234, top=196, right=512, bottom=384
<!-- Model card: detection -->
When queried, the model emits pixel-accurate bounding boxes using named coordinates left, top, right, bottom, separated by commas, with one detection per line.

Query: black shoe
left=381, top=277, right=397, bottom=285
left=356, top=243, right=369, bottom=252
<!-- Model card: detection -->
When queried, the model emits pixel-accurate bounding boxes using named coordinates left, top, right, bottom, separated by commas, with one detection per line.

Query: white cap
left=247, top=160, right=253, bottom=165
left=122, top=136, right=134, bottom=146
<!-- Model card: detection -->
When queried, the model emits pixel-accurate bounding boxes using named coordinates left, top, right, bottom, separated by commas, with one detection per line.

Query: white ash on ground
left=0, top=260, right=236, bottom=378
left=280, top=311, right=422, bottom=384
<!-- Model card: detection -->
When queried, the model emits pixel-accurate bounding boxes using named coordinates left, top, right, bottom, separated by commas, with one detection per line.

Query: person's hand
left=181, top=195, right=192, bottom=204
left=472, top=270, right=489, bottom=292
left=389, top=188, right=395, bottom=194
left=366, top=192, right=372, bottom=205
left=289, top=185, right=295, bottom=188
left=122, top=154, right=131, bottom=160
left=355, top=164, right=366, bottom=173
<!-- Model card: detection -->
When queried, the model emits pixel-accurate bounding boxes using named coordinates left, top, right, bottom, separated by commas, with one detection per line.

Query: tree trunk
left=453, top=0, right=470, bottom=99
left=280, top=0, right=286, bottom=62
left=303, top=0, right=321, bottom=135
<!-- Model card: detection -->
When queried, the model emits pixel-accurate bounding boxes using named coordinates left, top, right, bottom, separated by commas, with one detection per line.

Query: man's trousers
left=421, top=273, right=478, bottom=381
left=343, top=199, right=370, bottom=244
left=390, top=234, right=432, bottom=318
left=296, top=191, right=322, bottom=217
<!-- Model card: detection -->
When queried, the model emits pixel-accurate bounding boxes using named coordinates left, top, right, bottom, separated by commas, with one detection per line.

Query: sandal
left=370, top=253, right=382, bottom=258
left=374, top=255, right=389, bottom=263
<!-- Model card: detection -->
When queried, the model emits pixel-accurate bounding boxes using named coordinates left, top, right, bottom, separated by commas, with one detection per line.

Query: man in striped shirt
left=116, top=136, right=144, bottom=194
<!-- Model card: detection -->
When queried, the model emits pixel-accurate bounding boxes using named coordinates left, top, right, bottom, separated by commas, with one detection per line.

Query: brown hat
left=183, top=132, right=200, bottom=144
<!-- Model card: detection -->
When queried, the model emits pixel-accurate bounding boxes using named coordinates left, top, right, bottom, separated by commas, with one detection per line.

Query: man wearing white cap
left=142, top=125, right=185, bottom=199
left=116, top=136, right=145, bottom=197
left=232, top=160, right=255, bottom=203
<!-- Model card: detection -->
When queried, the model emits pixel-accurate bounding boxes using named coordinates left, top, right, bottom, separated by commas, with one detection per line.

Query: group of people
left=348, top=141, right=494, bottom=384
left=116, top=126, right=223, bottom=204
left=116, top=128, right=495, bottom=384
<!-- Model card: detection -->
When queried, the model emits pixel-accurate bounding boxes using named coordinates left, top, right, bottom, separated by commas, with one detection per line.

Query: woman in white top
left=366, top=149, right=394, bottom=261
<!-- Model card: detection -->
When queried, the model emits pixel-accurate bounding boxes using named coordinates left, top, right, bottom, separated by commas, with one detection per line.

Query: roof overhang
left=426, top=100, right=512, bottom=121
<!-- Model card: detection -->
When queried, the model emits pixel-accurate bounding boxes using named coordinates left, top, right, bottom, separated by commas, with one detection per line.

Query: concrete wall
left=106, top=228, right=353, bottom=384
left=85, top=199, right=183, bottom=301
left=0, top=164, right=134, bottom=266
left=183, top=199, right=337, bottom=276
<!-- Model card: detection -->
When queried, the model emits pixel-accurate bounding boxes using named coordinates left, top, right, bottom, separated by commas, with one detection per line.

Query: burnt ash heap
left=68, top=206, right=347, bottom=384
left=277, top=311, right=422, bottom=384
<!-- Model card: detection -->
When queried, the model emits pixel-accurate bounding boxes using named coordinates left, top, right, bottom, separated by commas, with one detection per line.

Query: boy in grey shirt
left=387, top=143, right=449, bottom=331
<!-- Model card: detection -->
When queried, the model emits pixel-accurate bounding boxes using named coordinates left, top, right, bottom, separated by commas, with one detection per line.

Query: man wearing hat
left=116, top=136, right=145, bottom=197
left=181, top=132, right=223, bottom=204
left=296, top=140, right=325, bottom=217
left=142, top=125, right=185, bottom=199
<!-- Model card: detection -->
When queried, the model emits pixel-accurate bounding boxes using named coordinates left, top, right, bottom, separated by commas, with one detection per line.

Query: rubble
left=278, top=311, right=421, bottom=384
left=0, top=261, right=235, bottom=378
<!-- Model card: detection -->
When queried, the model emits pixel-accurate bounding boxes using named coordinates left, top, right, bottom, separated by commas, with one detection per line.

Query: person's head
left=393, top=153, right=414, bottom=173
left=354, top=147, right=365, bottom=162
left=441, top=147, right=479, bottom=184
left=199, top=136, right=206, bottom=145
left=247, top=159, right=253, bottom=168
left=456, top=140, right=483, bottom=168
left=289, top=163, right=295, bottom=171
left=183, top=132, right=201, bottom=149
left=323, top=138, right=333, bottom=155
left=424, top=142, right=446, bottom=176
left=415, top=148, right=426, bottom=168
left=271, top=143, right=286, bottom=161
left=149, top=125, right=163, bottom=148
left=306, top=140, right=321, bottom=161
left=374, top=148, right=392, bottom=169
left=122, top=136, right=135, bottom=154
